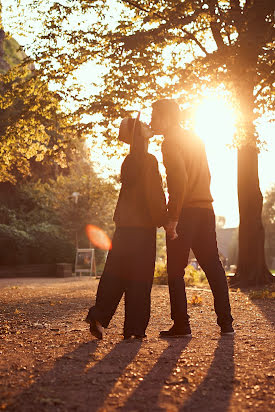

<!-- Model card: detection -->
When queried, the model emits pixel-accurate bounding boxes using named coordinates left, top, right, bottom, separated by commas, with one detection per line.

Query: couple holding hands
left=85, top=99, right=234, bottom=340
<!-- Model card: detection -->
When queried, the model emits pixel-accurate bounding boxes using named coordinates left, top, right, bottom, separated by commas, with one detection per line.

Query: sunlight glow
left=194, top=95, right=236, bottom=149
left=193, top=94, right=239, bottom=227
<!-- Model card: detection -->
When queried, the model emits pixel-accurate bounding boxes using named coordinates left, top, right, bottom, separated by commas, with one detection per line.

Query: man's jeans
left=166, top=207, right=233, bottom=328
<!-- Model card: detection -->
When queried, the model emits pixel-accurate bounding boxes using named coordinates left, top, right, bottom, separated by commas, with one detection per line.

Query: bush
left=154, top=261, right=168, bottom=284
left=28, top=223, right=74, bottom=264
left=154, top=261, right=208, bottom=287
left=0, top=224, right=33, bottom=264
left=185, top=265, right=208, bottom=287
left=0, top=222, right=74, bottom=265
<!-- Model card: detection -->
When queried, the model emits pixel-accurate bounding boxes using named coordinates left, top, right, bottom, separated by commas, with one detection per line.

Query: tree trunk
left=230, top=77, right=274, bottom=287
left=233, top=146, right=273, bottom=287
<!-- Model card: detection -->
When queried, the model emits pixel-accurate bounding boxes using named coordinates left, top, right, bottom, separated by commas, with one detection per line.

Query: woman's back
left=113, top=153, right=166, bottom=228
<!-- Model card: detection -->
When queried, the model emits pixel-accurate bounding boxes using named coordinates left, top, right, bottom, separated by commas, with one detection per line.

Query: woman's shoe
left=220, top=324, right=235, bottom=335
left=85, top=316, right=103, bottom=339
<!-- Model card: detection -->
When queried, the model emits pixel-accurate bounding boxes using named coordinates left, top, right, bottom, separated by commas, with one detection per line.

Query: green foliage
left=184, top=266, right=208, bottom=287
left=154, top=262, right=208, bottom=287
left=0, top=24, right=85, bottom=184
left=153, top=260, right=168, bottom=285
left=0, top=146, right=118, bottom=265
left=0, top=60, right=82, bottom=183
left=156, top=227, right=166, bottom=262
left=2, top=36, right=26, bottom=70
left=0, top=223, right=33, bottom=264
left=263, top=184, right=275, bottom=225
left=28, top=222, right=74, bottom=264
left=263, top=185, right=275, bottom=268
left=0, top=222, right=73, bottom=264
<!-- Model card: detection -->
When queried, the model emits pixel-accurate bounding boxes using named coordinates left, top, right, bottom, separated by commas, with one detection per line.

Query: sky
left=2, top=0, right=275, bottom=228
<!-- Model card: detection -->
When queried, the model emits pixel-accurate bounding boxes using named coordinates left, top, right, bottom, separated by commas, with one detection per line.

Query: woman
left=85, top=115, right=166, bottom=340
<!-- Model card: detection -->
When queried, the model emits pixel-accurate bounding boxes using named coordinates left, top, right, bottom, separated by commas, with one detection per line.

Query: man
left=150, top=99, right=234, bottom=337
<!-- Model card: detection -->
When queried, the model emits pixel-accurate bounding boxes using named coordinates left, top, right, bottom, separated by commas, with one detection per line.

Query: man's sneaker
left=220, top=324, right=235, bottom=335
left=85, top=316, right=103, bottom=339
left=159, top=324, right=192, bottom=338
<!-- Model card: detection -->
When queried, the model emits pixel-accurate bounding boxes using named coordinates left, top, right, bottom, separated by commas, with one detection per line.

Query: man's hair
left=152, top=99, right=181, bottom=122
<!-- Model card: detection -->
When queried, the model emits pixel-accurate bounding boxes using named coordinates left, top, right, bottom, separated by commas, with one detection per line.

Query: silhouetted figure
left=86, top=115, right=166, bottom=339
left=150, top=99, right=234, bottom=337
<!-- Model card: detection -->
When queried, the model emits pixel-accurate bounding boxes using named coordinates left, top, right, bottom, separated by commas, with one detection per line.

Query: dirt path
left=0, top=277, right=274, bottom=411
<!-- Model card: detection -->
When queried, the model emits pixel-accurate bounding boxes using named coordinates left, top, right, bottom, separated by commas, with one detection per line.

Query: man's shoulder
left=163, top=129, right=203, bottom=150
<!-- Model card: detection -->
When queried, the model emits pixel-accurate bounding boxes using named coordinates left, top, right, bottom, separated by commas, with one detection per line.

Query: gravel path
left=0, top=277, right=274, bottom=411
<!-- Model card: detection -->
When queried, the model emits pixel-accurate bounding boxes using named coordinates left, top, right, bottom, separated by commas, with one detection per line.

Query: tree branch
left=208, top=1, right=225, bottom=50
left=120, top=0, right=209, bottom=55
left=120, top=0, right=156, bottom=16
left=254, top=71, right=275, bottom=99
left=182, top=29, right=208, bottom=55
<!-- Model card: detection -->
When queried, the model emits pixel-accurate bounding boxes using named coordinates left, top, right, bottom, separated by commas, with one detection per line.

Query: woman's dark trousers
left=166, top=208, right=233, bottom=329
left=87, top=227, right=156, bottom=336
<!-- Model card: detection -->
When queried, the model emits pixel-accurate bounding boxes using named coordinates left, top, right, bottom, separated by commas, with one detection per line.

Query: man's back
left=162, top=129, right=213, bottom=221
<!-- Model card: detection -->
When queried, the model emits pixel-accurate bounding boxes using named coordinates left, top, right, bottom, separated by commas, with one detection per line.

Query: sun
left=194, top=95, right=236, bottom=149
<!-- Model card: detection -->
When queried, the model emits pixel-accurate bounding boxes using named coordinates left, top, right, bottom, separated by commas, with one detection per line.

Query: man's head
left=151, top=99, right=181, bottom=135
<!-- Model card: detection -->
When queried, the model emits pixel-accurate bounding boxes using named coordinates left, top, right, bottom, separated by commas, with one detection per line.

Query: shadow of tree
left=245, top=290, right=275, bottom=325
left=7, top=339, right=142, bottom=412
left=121, top=338, right=191, bottom=411
left=180, top=335, right=235, bottom=412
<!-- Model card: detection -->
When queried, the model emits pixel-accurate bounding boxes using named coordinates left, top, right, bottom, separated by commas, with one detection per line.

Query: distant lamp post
left=70, top=191, right=81, bottom=249
left=71, top=191, right=81, bottom=205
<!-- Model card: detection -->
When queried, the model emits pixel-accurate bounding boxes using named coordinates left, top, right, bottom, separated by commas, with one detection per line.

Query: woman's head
left=119, top=116, right=152, bottom=153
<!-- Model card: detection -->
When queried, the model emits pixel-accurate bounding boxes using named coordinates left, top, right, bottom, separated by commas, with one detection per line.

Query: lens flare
left=85, top=225, right=112, bottom=250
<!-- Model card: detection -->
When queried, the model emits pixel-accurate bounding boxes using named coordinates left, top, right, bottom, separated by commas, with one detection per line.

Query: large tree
left=3, top=0, right=274, bottom=286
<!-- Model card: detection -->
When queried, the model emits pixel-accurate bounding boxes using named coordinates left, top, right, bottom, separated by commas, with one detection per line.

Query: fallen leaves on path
left=0, top=277, right=274, bottom=412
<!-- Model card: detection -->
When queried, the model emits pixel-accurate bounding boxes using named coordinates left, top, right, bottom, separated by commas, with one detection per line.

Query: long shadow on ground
left=121, top=337, right=191, bottom=411
left=180, top=335, right=235, bottom=412
left=7, top=339, right=142, bottom=412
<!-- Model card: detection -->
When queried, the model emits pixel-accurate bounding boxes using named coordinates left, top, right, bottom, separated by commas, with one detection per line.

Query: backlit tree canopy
left=4, top=0, right=273, bottom=141
left=0, top=6, right=82, bottom=183
left=0, top=62, right=82, bottom=183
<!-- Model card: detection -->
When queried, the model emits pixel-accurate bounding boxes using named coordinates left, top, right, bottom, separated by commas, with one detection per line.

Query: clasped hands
left=164, top=220, right=178, bottom=241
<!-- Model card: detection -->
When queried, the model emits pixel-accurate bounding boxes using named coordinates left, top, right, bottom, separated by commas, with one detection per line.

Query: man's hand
left=165, top=220, right=178, bottom=240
